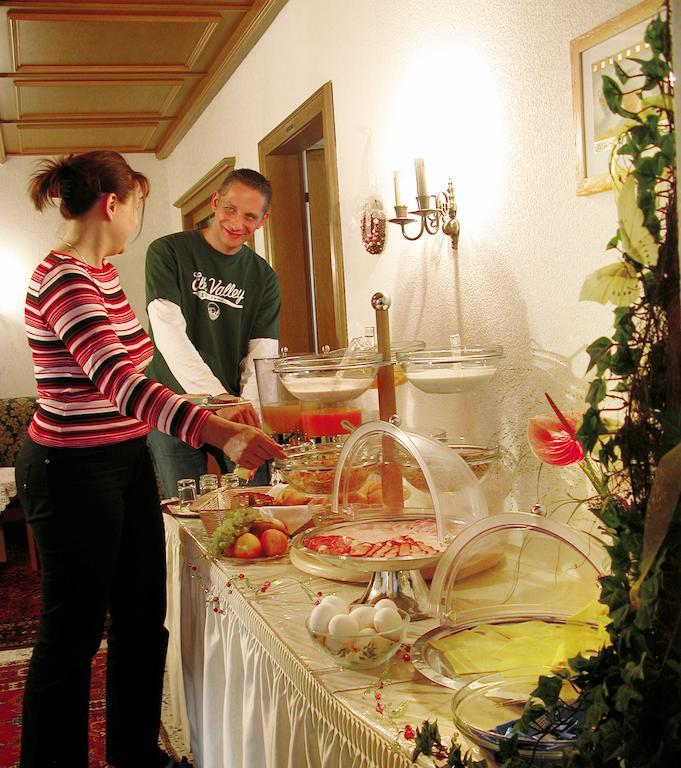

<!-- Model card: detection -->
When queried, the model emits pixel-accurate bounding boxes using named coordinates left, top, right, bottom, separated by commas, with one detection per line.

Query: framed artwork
left=570, top=0, right=660, bottom=195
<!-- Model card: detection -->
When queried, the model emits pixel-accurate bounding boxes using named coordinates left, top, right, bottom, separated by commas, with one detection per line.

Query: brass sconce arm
left=389, top=177, right=460, bottom=248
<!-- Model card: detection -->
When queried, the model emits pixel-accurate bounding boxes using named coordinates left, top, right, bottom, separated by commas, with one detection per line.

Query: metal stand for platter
left=351, top=293, right=432, bottom=620
left=355, top=567, right=432, bottom=620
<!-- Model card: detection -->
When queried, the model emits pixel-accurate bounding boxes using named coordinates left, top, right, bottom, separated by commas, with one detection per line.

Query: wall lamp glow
left=389, top=158, right=460, bottom=248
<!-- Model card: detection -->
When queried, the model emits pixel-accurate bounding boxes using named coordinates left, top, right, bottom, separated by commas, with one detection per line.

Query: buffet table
left=163, top=514, right=463, bottom=768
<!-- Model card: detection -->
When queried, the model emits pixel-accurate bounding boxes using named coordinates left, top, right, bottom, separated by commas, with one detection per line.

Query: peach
left=259, top=528, right=289, bottom=557
left=233, top=532, right=262, bottom=559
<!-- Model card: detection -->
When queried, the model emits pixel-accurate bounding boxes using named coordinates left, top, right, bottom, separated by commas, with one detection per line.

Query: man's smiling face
left=209, top=181, right=269, bottom=255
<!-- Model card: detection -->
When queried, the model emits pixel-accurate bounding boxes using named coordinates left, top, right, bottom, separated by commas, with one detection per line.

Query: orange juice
left=262, top=401, right=303, bottom=435
left=301, top=404, right=362, bottom=437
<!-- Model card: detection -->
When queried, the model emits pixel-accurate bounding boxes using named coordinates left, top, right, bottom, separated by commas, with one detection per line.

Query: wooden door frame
left=174, top=156, right=236, bottom=230
left=258, top=82, right=347, bottom=349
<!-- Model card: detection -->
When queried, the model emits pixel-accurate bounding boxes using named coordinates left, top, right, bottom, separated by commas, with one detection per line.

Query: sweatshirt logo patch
left=207, top=302, right=220, bottom=320
left=192, top=272, right=245, bottom=309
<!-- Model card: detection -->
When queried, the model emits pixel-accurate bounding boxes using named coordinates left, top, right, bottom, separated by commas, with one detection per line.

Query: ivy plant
left=412, top=3, right=681, bottom=765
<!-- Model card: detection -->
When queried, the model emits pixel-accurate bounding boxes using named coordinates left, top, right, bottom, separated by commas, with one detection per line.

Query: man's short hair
left=218, top=168, right=272, bottom=212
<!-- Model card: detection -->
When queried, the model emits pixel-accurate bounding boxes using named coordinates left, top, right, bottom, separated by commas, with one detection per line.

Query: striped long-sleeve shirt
left=25, top=251, right=211, bottom=448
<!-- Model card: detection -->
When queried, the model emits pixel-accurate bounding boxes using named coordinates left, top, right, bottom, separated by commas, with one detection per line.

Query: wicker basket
left=198, top=508, right=230, bottom=537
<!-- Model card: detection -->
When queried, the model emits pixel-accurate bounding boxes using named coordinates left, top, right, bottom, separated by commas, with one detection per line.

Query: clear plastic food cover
left=273, top=349, right=383, bottom=402
left=330, top=422, right=488, bottom=545
left=429, top=513, right=609, bottom=626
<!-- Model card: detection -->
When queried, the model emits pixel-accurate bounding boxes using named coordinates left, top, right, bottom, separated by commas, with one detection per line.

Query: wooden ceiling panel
left=15, top=120, right=159, bottom=153
left=0, top=0, right=288, bottom=160
left=10, top=14, right=221, bottom=71
left=15, top=79, right=184, bottom=118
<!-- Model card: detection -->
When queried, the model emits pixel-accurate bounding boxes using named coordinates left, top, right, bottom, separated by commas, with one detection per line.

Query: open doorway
left=258, top=82, right=347, bottom=354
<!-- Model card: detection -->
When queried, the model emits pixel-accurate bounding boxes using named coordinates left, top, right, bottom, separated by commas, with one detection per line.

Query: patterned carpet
left=0, top=542, right=41, bottom=652
left=0, top=646, right=109, bottom=767
left=0, top=522, right=186, bottom=767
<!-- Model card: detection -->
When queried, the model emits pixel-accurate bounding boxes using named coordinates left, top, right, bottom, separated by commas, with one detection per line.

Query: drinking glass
left=177, top=478, right=197, bottom=511
left=199, top=473, right=219, bottom=495
left=220, top=473, right=240, bottom=490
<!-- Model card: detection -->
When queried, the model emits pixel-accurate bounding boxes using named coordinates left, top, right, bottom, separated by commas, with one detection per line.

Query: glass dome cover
left=429, top=513, right=609, bottom=627
left=273, top=349, right=383, bottom=402
left=292, top=422, right=488, bottom=577
left=330, top=421, right=488, bottom=544
left=412, top=514, right=610, bottom=691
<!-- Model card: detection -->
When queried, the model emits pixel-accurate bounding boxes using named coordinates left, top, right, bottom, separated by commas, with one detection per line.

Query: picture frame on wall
left=570, top=0, right=659, bottom=196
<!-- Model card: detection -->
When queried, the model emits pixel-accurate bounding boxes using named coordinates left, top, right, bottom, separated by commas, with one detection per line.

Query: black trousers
left=15, top=435, right=169, bottom=768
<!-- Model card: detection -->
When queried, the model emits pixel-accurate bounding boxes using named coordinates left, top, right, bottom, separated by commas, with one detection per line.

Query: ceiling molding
left=155, top=0, right=288, bottom=158
left=0, top=0, right=288, bottom=161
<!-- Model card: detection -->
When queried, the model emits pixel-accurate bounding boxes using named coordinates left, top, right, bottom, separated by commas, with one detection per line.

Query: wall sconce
left=389, top=159, right=460, bottom=248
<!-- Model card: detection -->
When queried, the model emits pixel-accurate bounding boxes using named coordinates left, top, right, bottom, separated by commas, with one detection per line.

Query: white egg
left=353, top=626, right=377, bottom=651
left=349, top=605, right=376, bottom=630
left=328, top=613, right=360, bottom=639
left=324, top=636, right=347, bottom=654
left=373, top=607, right=405, bottom=641
left=308, top=602, right=342, bottom=634
left=321, top=595, right=349, bottom=613
left=373, top=598, right=398, bottom=613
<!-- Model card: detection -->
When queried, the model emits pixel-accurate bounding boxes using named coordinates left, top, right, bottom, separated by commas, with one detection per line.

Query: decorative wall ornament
left=360, top=197, right=387, bottom=254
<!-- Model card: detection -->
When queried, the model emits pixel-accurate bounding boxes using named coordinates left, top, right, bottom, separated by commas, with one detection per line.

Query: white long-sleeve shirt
left=148, top=298, right=278, bottom=414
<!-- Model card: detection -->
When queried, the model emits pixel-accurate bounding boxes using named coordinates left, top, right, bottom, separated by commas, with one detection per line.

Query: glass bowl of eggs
left=306, top=596, right=410, bottom=670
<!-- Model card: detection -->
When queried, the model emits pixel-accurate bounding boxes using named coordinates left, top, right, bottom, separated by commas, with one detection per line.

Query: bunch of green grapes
left=208, top=508, right=260, bottom=557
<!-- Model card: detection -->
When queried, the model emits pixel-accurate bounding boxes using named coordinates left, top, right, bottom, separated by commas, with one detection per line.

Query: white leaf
left=617, top=175, right=659, bottom=266
left=579, top=261, right=640, bottom=306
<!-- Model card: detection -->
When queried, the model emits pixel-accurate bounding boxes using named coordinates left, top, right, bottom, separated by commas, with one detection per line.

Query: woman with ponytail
left=15, top=151, right=284, bottom=768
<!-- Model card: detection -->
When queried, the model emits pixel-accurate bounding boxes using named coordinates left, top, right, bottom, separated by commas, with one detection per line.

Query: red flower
left=527, top=394, right=585, bottom=467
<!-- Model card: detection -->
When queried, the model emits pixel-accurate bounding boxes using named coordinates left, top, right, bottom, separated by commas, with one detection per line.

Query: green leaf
left=630, top=442, right=681, bottom=607
left=606, top=232, right=621, bottom=249
left=586, top=378, right=607, bottom=407
left=614, top=61, right=630, bottom=83
left=617, top=175, right=659, bottom=266
left=579, top=260, right=640, bottom=306
left=645, top=16, right=666, bottom=54
left=640, top=56, right=670, bottom=81
left=602, top=75, right=639, bottom=120
left=585, top=337, right=612, bottom=373
left=614, top=682, right=643, bottom=712
left=659, top=132, right=675, bottom=163
left=533, top=674, right=563, bottom=707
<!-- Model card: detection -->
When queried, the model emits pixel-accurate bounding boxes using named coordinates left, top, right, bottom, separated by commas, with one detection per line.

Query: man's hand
left=215, top=402, right=261, bottom=428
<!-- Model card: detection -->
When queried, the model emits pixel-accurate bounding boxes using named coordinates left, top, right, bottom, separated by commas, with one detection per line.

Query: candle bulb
left=393, top=171, right=401, bottom=206
left=414, top=157, right=428, bottom=198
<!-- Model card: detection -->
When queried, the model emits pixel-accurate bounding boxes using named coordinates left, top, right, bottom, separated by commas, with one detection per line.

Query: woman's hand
left=200, top=415, right=284, bottom=470
left=221, top=423, right=284, bottom=469
left=215, top=402, right=261, bottom=428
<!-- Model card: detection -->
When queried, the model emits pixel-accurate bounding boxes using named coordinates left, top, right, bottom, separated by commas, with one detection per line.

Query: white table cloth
left=163, top=515, right=464, bottom=768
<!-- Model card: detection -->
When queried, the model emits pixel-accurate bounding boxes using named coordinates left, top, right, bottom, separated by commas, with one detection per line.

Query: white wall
left=0, top=153, right=170, bottom=397
left=0, top=0, right=662, bottom=519
left=162, top=0, right=644, bottom=517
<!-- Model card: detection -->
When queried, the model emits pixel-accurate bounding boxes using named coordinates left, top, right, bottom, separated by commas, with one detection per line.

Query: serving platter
left=184, top=395, right=251, bottom=411
left=166, top=504, right=200, bottom=518
left=292, top=516, right=454, bottom=573
left=289, top=546, right=369, bottom=583
left=412, top=614, right=604, bottom=691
